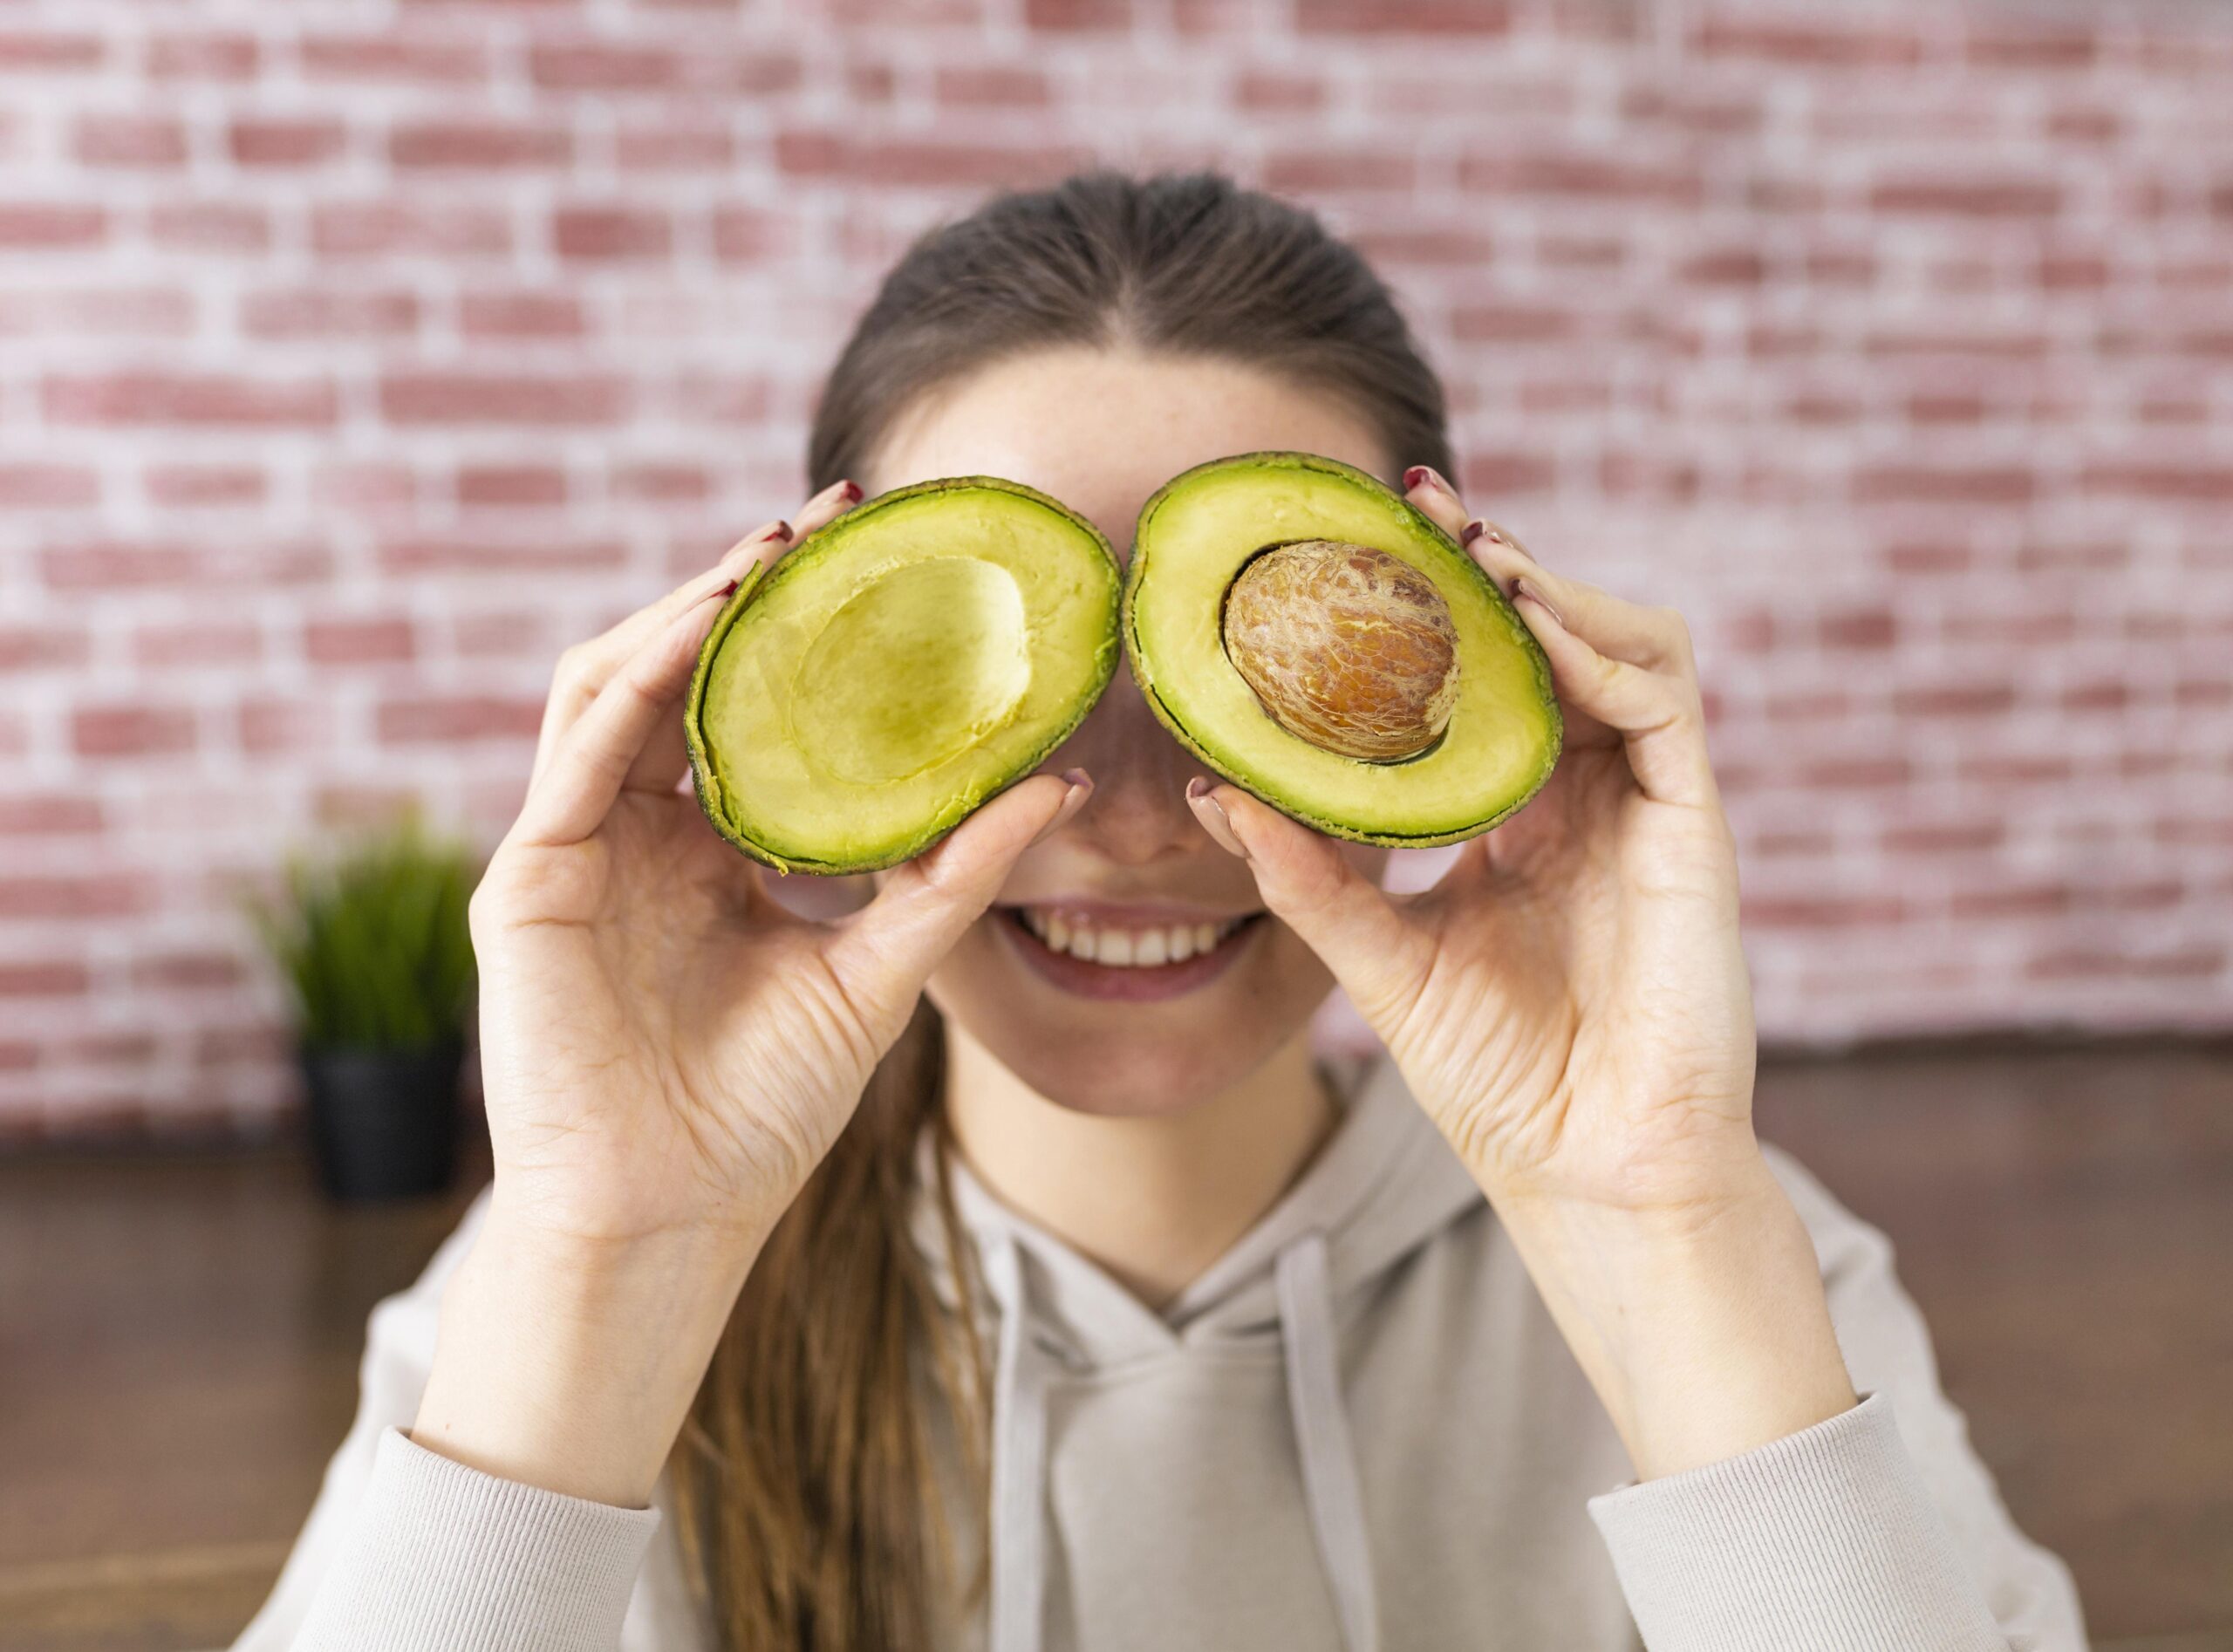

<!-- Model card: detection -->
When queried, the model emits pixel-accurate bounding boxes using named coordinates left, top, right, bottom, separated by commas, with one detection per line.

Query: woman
left=237, top=172, right=2084, bottom=1651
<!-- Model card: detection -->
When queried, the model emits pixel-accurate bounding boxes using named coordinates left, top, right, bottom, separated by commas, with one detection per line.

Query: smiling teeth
left=1019, top=909, right=1246, bottom=967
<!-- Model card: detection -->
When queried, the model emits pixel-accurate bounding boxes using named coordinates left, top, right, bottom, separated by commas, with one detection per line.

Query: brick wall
left=3, top=0, right=2229, bottom=1140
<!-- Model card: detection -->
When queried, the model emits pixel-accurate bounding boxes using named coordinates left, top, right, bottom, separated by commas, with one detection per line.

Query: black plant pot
left=300, top=1040, right=464, bottom=1202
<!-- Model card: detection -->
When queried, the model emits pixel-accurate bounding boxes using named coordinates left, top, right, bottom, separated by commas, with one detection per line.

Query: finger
left=1402, top=463, right=1472, bottom=542
left=822, top=770, right=1092, bottom=1004
left=511, top=575, right=743, bottom=850
left=789, top=476, right=864, bottom=542
left=530, top=518, right=791, bottom=790
left=1462, top=524, right=1691, bottom=675
left=529, top=477, right=864, bottom=788
left=1509, top=585, right=1718, bottom=809
left=1185, top=779, right=1437, bottom=1039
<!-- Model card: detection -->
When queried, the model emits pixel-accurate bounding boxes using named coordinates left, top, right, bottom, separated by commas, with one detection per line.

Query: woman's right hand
left=411, top=478, right=1091, bottom=1505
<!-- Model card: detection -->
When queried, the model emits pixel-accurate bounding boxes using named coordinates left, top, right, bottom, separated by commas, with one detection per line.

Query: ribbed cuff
left=1588, top=1393, right=2006, bottom=1652
left=290, top=1426, right=661, bottom=1651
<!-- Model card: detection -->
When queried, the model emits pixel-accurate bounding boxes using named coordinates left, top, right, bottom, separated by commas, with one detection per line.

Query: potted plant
left=252, top=815, right=480, bottom=1201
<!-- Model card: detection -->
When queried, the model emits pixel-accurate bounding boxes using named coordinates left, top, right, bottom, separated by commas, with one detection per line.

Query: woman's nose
left=1046, top=665, right=1212, bottom=868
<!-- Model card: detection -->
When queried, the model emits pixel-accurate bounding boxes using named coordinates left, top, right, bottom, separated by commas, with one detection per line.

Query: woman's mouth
left=993, top=904, right=1266, bottom=1002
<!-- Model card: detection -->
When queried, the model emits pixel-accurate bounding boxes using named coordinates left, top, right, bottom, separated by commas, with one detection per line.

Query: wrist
left=1492, top=1157, right=1857, bottom=1480
left=411, top=1201, right=768, bottom=1507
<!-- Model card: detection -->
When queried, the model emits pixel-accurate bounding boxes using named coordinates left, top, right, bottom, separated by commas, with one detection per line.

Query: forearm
left=1491, top=1153, right=1858, bottom=1482
left=410, top=1201, right=769, bottom=1507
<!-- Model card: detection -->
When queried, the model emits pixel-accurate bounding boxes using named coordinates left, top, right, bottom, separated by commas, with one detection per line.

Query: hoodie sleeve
left=1584, top=1147, right=2087, bottom=1652
left=226, top=1188, right=663, bottom=1652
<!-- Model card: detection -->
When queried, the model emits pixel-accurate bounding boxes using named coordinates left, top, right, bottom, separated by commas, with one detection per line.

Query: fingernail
left=1513, top=577, right=1563, bottom=628
left=694, top=577, right=740, bottom=609
left=1031, top=770, right=1093, bottom=845
left=1461, top=519, right=1486, bottom=546
left=772, top=519, right=793, bottom=540
left=1186, top=776, right=1249, bottom=861
left=838, top=480, right=863, bottom=503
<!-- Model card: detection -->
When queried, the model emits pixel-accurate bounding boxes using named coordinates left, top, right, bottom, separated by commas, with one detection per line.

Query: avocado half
left=685, top=476, right=1121, bottom=874
left=1123, top=451, right=1562, bottom=847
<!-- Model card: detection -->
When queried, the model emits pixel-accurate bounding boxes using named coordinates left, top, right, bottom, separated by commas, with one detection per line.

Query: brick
left=1817, top=607, right=1896, bottom=649
left=377, top=695, right=544, bottom=744
left=1297, top=0, right=1510, bottom=31
left=458, top=290, right=584, bottom=338
left=1459, top=149, right=1703, bottom=205
left=236, top=698, right=331, bottom=754
left=381, top=372, right=627, bottom=425
left=73, top=707, right=197, bottom=758
left=149, top=202, right=270, bottom=252
left=44, top=372, right=338, bottom=428
left=2081, top=461, right=2233, bottom=502
left=936, top=65, right=1052, bottom=106
left=313, top=204, right=511, bottom=259
left=147, top=32, right=258, bottom=80
left=0, top=793, right=102, bottom=834
left=143, top=463, right=265, bottom=506
left=0, top=877, right=151, bottom=919
left=0, top=204, right=105, bottom=249
left=617, top=124, right=734, bottom=171
left=1263, top=151, right=1417, bottom=194
left=553, top=206, right=672, bottom=260
left=1024, top=0, right=1132, bottom=25
left=0, top=31, right=104, bottom=71
left=1232, top=71, right=1326, bottom=113
left=134, top=621, right=263, bottom=668
left=299, top=35, right=489, bottom=84
left=0, top=464, right=98, bottom=508
left=0, top=960, right=91, bottom=996
left=458, top=465, right=567, bottom=507
left=229, top=119, right=348, bottom=167
left=132, top=952, right=246, bottom=990
left=1853, top=464, right=2035, bottom=505
left=1693, top=15, right=1923, bottom=66
left=391, top=120, right=571, bottom=170
left=76, top=115, right=188, bottom=168
left=0, top=626, right=91, bottom=671
left=774, top=132, right=1094, bottom=188
left=240, top=288, right=419, bottom=338
left=1870, top=174, right=2061, bottom=218
left=382, top=537, right=625, bottom=574
left=305, top=618, right=417, bottom=665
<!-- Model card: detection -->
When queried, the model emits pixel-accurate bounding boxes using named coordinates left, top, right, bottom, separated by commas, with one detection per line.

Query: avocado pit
left=1220, top=539, right=1460, bottom=762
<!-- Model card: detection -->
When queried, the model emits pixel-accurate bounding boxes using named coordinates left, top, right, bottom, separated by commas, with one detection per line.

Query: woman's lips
left=993, top=906, right=1264, bottom=1002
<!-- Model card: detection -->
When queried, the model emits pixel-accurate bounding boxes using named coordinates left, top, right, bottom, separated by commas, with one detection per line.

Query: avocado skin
left=684, top=474, right=1122, bottom=876
left=1122, top=450, right=1563, bottom=848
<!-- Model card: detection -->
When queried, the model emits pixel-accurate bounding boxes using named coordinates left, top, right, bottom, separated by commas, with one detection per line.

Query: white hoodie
left=236, top=1051, right=2086, bottom=1651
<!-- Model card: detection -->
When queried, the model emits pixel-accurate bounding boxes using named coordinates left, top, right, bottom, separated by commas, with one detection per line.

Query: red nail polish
left=773, top=520, right=792, bottom=540
left=840, top=481, right=863, bottom=503
left=1404, top=466, right=1431, bottom=491
left=1461, top=519, right=1485, bottom=545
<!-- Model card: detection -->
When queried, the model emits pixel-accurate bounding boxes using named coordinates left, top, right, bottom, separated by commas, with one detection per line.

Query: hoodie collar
left=915, top=1049, right=1487, bottom=1370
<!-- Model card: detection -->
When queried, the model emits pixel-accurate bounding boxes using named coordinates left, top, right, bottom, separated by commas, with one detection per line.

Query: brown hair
left=667, top=169, right=1454, bottom=1651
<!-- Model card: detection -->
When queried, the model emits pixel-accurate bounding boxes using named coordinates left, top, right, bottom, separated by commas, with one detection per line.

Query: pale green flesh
left=698, top=488, right=1115, bottom=870
left=1132, top=461, right=1558, bottom=840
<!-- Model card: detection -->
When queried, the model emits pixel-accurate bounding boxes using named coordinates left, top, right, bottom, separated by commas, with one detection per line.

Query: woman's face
left=866, top=346, right=1396, bottom=1116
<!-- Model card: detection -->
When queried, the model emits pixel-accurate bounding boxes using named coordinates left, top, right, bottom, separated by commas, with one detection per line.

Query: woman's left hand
left=1185, top=465, right=1856, bottom=1478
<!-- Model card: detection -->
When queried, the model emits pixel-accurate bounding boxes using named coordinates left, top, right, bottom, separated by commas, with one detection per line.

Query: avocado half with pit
left=1123, top=451, right=1561, bottom=847
left=686, top=477, right=1121, bottom=874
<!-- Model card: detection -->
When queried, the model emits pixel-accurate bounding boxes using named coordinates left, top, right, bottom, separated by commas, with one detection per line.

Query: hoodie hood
left=914, top=1051, right=1486, bottom=1652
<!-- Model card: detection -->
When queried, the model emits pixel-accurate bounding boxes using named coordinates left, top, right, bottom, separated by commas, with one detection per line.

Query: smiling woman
left=230, top=172, right=2087, bottom=1652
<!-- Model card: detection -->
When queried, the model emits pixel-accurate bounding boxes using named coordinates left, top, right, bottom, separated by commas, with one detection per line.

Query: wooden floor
left=0, top=1043, right=2227, bottom=1651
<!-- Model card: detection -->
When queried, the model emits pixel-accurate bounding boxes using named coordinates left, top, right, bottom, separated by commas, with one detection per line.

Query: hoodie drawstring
left=986, top=1232, right=1050, bottom=1652
left=1275, top=1231, right=1382, bottom=1652
left=980, top=1228, right=1380, bottom=1652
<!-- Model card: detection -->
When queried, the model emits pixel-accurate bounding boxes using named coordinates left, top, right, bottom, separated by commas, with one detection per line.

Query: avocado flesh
left=1124, top=452, right=1561, bottom=846
left=686, top=477, right=1120, bottom=874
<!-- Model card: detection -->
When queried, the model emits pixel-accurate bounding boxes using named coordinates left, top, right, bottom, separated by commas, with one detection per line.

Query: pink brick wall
left=3, top=1, right=2229, bottom=1140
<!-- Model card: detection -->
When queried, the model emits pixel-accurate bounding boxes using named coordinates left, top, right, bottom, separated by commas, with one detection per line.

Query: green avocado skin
left=1121, top=450, right=1563, bottom=849
left=683, top=475, right=1121, bottom=876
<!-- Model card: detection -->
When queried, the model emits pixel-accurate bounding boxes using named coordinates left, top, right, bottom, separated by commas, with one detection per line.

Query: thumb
left=823, top=769, right=1090, bottom=1011
left=1186, top=779, right=1434, bottom=1036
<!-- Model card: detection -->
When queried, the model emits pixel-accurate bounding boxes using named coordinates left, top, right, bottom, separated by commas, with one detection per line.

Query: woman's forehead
left=864, top=345, right=1394, bottom=552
